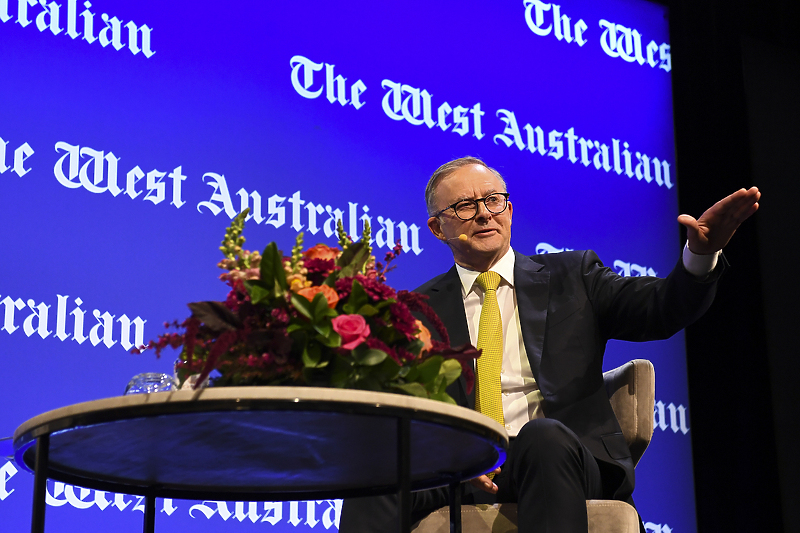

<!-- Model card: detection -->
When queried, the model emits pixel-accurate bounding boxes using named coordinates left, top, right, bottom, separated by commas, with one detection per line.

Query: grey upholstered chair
left=411, top=359, right=655, bottom=533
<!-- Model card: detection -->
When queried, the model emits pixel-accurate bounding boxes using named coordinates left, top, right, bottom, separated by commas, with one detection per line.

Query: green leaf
left=439, top=359, right=462, bottom=387
left=415, top=355, right=444, bottom=384
left=286, top=323, right=304, bottom=334
left=406, top=338, right=424, bottom=356
left=259, top=242, right=278, bottom=288
left=353, top=375, right=384, bottom=391
left=291, top=293, right=314, bottom=320
left=429, top=391, right=457, bottom=405
left=370, top=356, right=401, bottom=382
left=356, top=304, right=380, bottom=317
left=321, top=269, right=339, bottom=287
left=312, top=293, right=330, bottom=322
left=343, top=280, right=369, bottom=315
left=315, top=330, right=341, bottom=348
left=374, top=299, right=396, bottom=310
left=337, top=242, right=370, bottom=277
left=245, top=281, right=272, bottom=305
left=432, top=373, right=445, bottom=394
left=302, top=342, right=323, bottom=368
left=391, top=382, right=429, bottom=398
left=261, top=242, right=287, bottom=296
left=352, top=346, right=388, bottom=366
left=330, top=355, right=354, bottom=388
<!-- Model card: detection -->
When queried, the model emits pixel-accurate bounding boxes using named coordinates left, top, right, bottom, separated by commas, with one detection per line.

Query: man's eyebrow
left=454, top=189, right=499, bottom=202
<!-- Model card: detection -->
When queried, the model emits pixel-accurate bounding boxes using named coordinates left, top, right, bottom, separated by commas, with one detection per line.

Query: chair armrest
left=603, top=359, right=655, bottom=465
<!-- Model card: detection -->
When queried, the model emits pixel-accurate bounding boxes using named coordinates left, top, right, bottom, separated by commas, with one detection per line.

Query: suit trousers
left=339, top=418, right=604, bottom=533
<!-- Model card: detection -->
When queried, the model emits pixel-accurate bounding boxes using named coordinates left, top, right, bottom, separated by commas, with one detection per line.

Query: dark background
left=669, top=0, right=799, bottom=530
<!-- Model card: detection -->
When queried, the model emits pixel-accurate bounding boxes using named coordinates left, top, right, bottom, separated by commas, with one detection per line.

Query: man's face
left=427, top=164, right=513, bottom=271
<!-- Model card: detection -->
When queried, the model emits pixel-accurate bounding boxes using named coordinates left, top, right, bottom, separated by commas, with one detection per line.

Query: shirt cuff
left=682, top=242, right=720, bottom=277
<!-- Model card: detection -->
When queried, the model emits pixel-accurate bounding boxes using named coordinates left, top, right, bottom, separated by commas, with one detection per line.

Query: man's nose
left=474, top=201, right=492, bottom=221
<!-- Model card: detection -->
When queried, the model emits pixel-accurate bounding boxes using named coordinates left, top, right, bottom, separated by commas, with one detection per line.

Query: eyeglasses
left=433, top=192, right=510, bottom=221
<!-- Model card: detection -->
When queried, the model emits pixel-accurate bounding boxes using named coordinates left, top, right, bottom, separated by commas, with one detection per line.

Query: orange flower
left=415, top=320, right=433, bottom=354
left=296, top=284, right=340, bottom=308
left=304, top=243, right=340, bottom=262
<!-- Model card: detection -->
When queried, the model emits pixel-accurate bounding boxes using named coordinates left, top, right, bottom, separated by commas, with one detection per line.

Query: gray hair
left=425, top=156, right=507, bottom=216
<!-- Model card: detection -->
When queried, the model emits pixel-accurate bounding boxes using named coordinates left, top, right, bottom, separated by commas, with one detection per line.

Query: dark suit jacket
left=415, top=249, right=721, bottom=502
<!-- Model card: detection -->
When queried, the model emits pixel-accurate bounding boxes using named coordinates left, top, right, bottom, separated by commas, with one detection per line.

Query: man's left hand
left=677, top=187, right=760, bottom=255
left=468, top=467, right=501, bottom=494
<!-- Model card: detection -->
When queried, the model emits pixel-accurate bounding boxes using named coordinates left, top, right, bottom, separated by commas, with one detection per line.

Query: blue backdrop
left=1, top=1, right=693, bottom=532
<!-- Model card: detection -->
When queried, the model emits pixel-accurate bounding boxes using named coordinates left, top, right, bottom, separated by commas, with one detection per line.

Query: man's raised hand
left=677, top=187, right=760, bottom=255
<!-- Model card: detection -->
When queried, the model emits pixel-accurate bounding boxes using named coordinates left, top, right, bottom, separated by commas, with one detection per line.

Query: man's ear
left=428, top=216, right=445, bottom=241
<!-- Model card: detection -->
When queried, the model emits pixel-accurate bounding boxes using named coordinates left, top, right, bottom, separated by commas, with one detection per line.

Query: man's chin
left=469, top=242, right=508, bottom=260
left=471, top=235, right=505, bottom=249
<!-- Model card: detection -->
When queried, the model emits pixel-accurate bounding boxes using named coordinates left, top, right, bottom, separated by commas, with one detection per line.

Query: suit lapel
left=514, top=251, right=549, bottom=384
left=424, top=266, right=473, bottom=408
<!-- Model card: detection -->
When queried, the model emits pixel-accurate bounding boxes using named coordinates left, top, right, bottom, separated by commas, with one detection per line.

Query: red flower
left=397, top=290, right=450, bottom=346
left=395, top=346, right=417, bottom=362
left=334, top=277, right=355, bottom=300
left=305, top=258, right=336, bottom=276
left=358, top=274, right=397, bottom=301
left=332, top=314, right=371, bottom=350
left=270, top=307, right=289, bottom=326
left=334, top=275, right=397, bottom=302
left=389, top=302, right=418, bottom=341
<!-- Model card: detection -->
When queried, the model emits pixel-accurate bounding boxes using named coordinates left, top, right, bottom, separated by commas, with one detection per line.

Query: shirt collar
left=455, top=246, right=516, bottom=298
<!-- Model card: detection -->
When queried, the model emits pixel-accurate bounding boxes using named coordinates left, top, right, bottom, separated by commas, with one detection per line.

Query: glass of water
left=124, top=373, right=179, bottom=395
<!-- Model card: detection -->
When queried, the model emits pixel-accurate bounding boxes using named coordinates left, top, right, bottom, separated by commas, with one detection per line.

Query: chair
left=411, top=359, right=655, bottom=533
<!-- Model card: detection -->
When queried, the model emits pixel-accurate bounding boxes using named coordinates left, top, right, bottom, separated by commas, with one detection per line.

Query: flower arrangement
left=135, top=211, right=477, bottom=404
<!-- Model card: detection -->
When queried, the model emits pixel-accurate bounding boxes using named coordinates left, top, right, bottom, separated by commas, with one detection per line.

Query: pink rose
left=332, top=314, right=371, bottom=350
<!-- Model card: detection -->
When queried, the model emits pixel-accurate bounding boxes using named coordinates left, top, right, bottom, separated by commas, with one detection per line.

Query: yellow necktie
left=475, top=271, right=505, bottom=430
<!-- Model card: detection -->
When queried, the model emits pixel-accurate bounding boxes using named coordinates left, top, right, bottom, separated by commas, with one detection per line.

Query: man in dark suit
left=340, top=157, right=760, bottom=532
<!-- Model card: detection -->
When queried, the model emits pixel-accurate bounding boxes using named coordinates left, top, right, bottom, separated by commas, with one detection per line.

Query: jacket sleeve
left=579, top=250, right=723, bottom=342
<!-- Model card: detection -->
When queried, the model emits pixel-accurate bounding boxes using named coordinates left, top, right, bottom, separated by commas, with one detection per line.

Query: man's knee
left=513, top=418, right=583, bottom=463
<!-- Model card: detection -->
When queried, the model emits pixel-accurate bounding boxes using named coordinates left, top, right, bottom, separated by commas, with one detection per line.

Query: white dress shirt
left=454, top=245, right=718, bottom=437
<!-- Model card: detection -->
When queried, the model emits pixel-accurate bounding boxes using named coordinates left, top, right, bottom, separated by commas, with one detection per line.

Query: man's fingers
left=731, top=194, right=760, bottom=221
left=468, top=469, right=501, bottom=494
left=692, top=187, right=761, bottom=230
left=467, top=476, right=497, bottom=493
left=706, top=197, right=759, bottom=230
left=723, top=189, right=760, bottom=216
left=716, top=187, right=760, bottom=218
left=679, top=187, right=761, bottom=254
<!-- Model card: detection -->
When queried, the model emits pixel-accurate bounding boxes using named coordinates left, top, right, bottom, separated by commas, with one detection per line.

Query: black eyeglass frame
left=432, top=192, right=510, bottom=221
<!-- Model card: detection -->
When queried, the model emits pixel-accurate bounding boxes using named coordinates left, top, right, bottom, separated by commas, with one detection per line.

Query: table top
left=13, top=387, right=508, bottom=501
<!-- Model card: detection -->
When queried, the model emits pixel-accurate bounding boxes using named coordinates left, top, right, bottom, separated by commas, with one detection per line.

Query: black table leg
left=31, top=435, right=49, bottom=533
left=143, top=493, right=156, bottom=533
left=397, top=416, right=411, bottom=533
left=448, top=480, right=461, bottom=533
